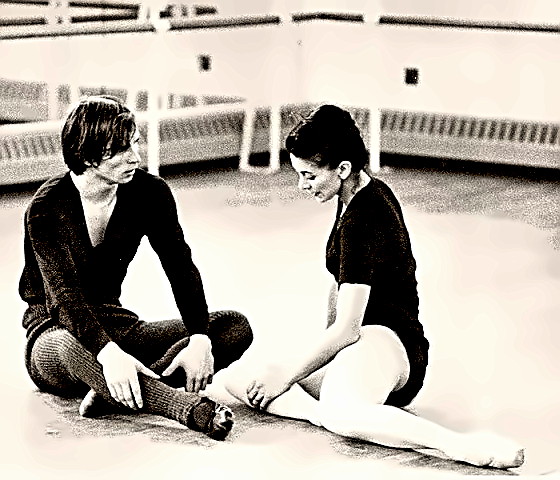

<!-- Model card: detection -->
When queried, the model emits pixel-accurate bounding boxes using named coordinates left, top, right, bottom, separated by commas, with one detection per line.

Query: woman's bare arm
left=247, top=283, right=371, bottom=409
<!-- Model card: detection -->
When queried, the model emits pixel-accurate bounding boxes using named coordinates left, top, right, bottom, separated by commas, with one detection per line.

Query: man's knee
left=209, top=310, right=253, bottom=370
left=210, top=310, right=253, bottom=349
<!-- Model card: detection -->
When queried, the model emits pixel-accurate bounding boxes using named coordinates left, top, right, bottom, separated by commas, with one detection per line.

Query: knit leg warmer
left=29, top=327, right=230, bottom=438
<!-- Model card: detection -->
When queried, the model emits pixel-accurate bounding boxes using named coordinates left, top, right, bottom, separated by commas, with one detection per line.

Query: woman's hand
left=97, top=342, right=160, bottom=410
left=246, top=363, right=292, bottom=410
left=162, top=334, right=214, bottom=393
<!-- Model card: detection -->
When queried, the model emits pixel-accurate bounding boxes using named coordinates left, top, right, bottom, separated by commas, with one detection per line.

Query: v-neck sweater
left=19, top=169, right=209, bottom=356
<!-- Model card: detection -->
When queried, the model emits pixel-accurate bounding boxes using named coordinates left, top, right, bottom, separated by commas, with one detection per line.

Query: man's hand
left=246, top=363, right=292, bottom=411
left=162, top=334, right=214, bottom=393
left=97, top=341, right=160, bottom=410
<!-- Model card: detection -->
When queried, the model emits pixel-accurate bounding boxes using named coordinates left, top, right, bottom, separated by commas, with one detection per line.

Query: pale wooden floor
left=1, top=160, right=559, bottom=479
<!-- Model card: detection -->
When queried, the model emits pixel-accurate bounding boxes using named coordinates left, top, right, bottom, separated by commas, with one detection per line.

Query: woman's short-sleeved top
left=326, top=177, right=427, bottom=350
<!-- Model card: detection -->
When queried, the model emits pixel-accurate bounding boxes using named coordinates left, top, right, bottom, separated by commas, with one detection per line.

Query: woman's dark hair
left=61, top=95, right=136, bottom=175
left=285, top=104, right=369, bottom=172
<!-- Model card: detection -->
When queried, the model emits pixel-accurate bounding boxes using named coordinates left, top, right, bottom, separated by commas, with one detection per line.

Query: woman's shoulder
left=364, top=176, right=399, bottom=201
left=348, top=177, right=399, bottom=213
left=342, top=176, right=405, bottom=231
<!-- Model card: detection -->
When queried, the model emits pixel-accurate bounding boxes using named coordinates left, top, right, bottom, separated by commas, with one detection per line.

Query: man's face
left=92, top=129, right=141, bottom=185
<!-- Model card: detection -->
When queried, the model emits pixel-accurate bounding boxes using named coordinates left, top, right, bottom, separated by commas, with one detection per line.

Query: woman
left=224, top=104, right=524, bottom=468
left=20, top=95, right=253, bottom=440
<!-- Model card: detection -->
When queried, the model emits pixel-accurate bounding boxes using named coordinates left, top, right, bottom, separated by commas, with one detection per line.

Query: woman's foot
left=444, top=431, right=525, bottom=469
left=186, top=397, right=234, bottom=440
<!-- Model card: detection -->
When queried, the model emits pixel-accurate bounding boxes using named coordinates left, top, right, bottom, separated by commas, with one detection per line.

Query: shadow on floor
left=36, top=391, right=517, bottom=477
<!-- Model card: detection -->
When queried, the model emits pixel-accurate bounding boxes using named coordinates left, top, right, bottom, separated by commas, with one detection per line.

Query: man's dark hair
left=61, top=95, right=136, bottom=175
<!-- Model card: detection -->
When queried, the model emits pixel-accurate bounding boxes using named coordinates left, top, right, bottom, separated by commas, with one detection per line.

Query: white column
left=368, top=105, right=381, bottom=173
left=47, top=0, right=70, bottom=28
left=146, top=89, right=160, bottom=175
left=366, top=11, right=381, bottom=174
left=127, top=89, right=140, bottom=111
left=268, top=103, right=282, bottom=172
left=239, top=104, right=255, bottom=171
left=69, top=83, right=81, bottom=105
left=47, top=81, right=58, bottom=120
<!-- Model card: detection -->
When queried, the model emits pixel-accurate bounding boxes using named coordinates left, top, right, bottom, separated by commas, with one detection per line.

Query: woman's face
left=290, top=154, right=341, bottom=203
left=92, top=129, right=141, bottom=185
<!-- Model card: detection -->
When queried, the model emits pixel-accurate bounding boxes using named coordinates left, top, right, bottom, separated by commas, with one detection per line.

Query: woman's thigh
left=302, top=325, right=410, bottom=406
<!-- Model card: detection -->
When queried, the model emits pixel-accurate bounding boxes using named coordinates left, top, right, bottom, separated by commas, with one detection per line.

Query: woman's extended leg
left=316, top=326, right=523, bottom=468
left=29, top=327, right=233, bottom=439
left=224, top=325, right=523, bottom=468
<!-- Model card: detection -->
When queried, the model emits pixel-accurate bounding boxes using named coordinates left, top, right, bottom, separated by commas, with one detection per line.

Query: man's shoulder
left=124, top=169, right=175, bottom=210
left=128, top=168, right=169, bottom=191
left=28, top=172, right=71, bottom=211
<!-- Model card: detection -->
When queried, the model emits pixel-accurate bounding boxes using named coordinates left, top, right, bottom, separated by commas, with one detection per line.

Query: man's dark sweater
left=20, top=169, right=209, bottom=357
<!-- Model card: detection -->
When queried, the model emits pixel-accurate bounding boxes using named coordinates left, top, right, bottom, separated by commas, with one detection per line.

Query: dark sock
left=186, top=397, right=233, bottom=440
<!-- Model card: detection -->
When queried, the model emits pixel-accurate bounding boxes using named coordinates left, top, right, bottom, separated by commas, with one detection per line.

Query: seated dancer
left=224, top=104, right=524, bottom=468
left=20, top=95, right=253, bottom=440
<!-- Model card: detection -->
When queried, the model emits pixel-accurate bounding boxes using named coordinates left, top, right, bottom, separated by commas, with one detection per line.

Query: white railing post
left=365, top=10, right=381, bottom=173
left=269, top=103, right=282, bottom=172
left=146, top=88, right=161, bottom=176
left=47, top=82, right=59, bottom=120
left=369, top=106, right=381, bottom=173
left=46, top=0, right=70, bottom=28
left=239, top=104, right=255, bottom=172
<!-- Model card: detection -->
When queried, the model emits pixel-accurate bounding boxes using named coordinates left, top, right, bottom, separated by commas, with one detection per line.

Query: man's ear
left=337, top=161, right=352, bottom=180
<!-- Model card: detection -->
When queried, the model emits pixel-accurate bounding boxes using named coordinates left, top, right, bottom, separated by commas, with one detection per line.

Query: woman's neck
left=71, top=170, right=118, bottom=204
left=339, top=170, right=370, bottom=207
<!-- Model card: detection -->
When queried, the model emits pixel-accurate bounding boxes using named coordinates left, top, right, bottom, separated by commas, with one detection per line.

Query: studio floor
left=1, top=157, right=559, bottom=479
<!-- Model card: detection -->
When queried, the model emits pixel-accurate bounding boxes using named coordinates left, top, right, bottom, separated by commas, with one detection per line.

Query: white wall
left=293, top=20, right=560, bottom=122
left=378, top=0, right=560, bottom=23
left=375, top=26, right=559, bottom=122
left=1, top=10, right=559, bottom=123
left=0, top=25, right=301, bottom=103
left=224, top=0, right=560, bottom=24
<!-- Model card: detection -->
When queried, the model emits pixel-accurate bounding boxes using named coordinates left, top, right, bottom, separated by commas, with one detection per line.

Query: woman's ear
left=337, top=161, right=352, bottom=180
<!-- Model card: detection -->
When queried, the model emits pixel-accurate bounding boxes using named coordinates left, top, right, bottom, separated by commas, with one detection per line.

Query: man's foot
left=186, top=397, right=234, bottom=440
left=79, top=389, right=128, bottom=418
left=207, top=403, right=235, bottom=440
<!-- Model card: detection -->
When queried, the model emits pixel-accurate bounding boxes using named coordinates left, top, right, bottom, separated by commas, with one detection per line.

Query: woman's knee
left=318, top=397, right=366, bottom=436
left=221, top=358, right=253, bottom=403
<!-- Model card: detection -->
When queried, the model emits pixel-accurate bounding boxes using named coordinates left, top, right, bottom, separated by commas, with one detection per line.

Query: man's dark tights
left=27, top=311, right=253, bottom=429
